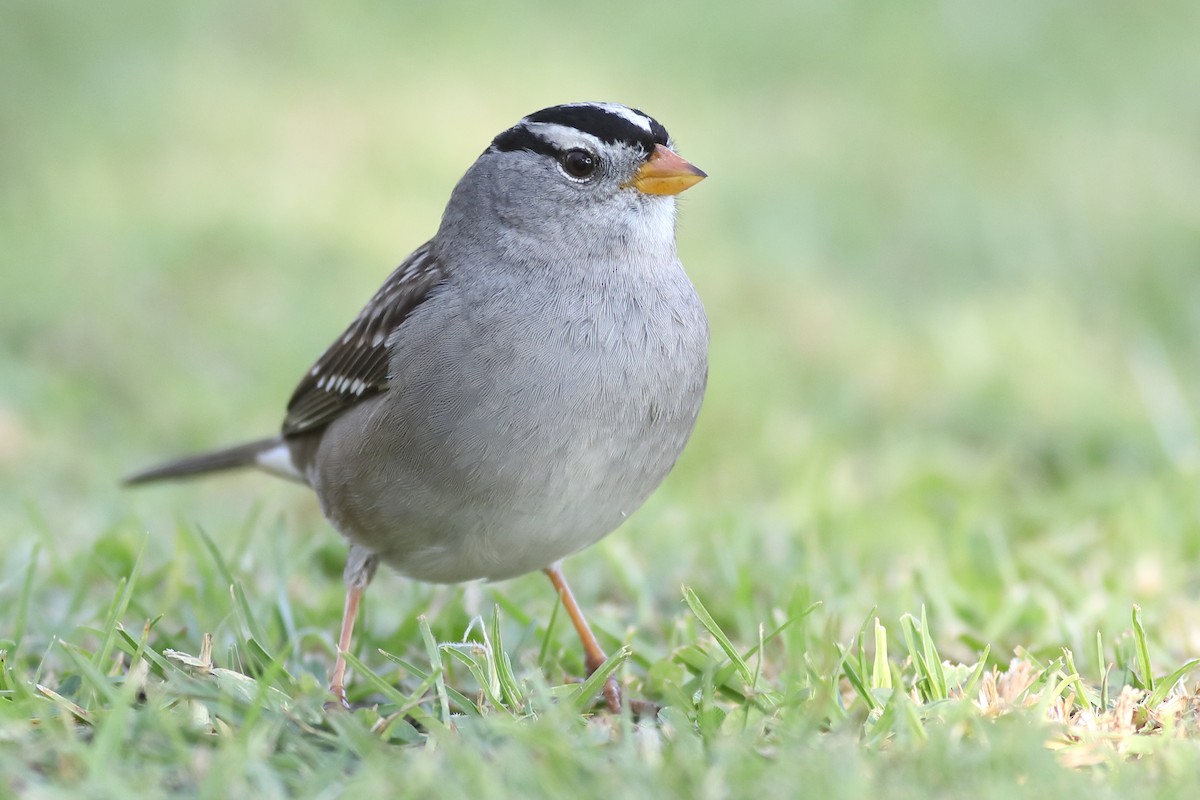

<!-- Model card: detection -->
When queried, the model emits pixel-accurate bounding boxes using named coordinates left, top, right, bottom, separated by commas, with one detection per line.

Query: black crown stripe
left=489, top=125, right=562, bottom=158
left=490, top=103, right=670, bottom=157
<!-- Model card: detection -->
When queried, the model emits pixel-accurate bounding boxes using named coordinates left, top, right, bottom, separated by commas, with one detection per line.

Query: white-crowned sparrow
left=127, top=102, right=708, bottom=712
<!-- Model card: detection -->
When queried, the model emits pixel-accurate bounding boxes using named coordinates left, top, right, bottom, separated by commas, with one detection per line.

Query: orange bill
left=627, top=144, right=707, bottom=195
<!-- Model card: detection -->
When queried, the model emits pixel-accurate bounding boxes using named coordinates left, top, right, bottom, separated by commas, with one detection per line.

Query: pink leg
left=544, top=563, right=622, bottom=713
left=328, top=584, right=365, bottom=707
left=328, top=547, right=377, bottom=709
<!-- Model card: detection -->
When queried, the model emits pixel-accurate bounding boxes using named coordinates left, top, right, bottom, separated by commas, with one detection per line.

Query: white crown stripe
left=566, top=102, right=655, bottom=134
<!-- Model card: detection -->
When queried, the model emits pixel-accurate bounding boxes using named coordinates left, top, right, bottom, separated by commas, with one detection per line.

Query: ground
left=3, top=1, right=1200, bottom=797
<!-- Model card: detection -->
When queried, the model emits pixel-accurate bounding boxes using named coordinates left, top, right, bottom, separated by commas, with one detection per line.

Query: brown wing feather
left=282, top=242, right=443, bottom=437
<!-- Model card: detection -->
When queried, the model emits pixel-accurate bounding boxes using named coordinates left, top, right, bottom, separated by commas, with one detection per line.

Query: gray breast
left=308, top=258, right=708, bottom=583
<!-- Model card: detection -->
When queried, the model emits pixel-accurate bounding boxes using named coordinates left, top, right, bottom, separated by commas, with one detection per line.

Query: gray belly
left=304, top=293, right=708, bottom=583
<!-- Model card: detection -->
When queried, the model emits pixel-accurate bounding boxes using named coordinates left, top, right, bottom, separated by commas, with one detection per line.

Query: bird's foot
left=323, top=683, right=351, bottom=713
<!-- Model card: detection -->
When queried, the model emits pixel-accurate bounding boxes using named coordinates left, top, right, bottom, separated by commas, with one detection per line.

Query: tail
left=124, top=436, right=304, bottom=486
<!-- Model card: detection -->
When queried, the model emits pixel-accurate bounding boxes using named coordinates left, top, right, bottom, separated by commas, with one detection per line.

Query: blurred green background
left=3, top=0, right=1200, bottom=670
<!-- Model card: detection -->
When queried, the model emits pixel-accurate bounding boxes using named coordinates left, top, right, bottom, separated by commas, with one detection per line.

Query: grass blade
left=872, top=618, right=892, bottom=691
left=1131, top=605, right=1154, bottom=693
left=441, top=645, right=507, bottom=711
left=377, top=650, right=478, bottom=714
left=682, top=586, right=752, bottom=686
left=961, top=645, right=991, bottom=699
left=11, top=544, right=39, bottom=654
left=567, top=646, right=630, bottom=712
left=489, top=606, right=524, bottom=709
left=419, top=615, right=452, bottom=724
left=837, top=642, right=877, bottom=712
left=920, top=606, right=947, bottom=700
left=1148, top=658, right=1200, bottom=707
left=90, top=544, right=144, bottom=689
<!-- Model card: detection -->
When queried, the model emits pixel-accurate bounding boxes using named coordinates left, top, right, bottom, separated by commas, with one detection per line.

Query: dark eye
left=561, top=149, right=597, bottom=179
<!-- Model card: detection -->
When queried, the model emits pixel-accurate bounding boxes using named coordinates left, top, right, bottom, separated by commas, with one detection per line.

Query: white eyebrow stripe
left=522, top=121, right=606, bottom=152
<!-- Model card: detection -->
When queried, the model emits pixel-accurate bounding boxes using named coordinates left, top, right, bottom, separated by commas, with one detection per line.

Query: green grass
left=4, top=0, right=1200, bottom=796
